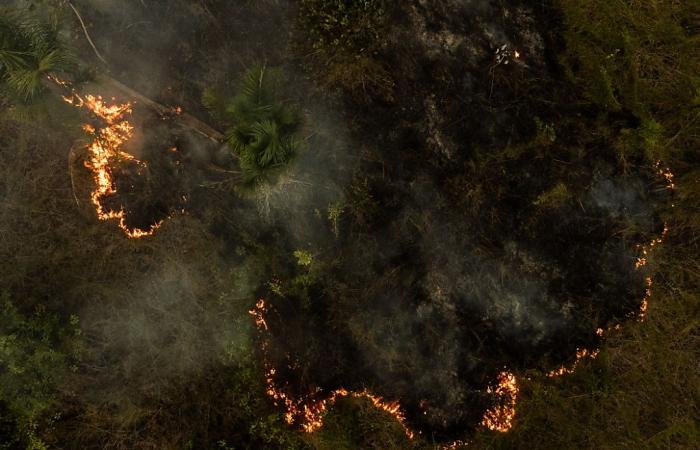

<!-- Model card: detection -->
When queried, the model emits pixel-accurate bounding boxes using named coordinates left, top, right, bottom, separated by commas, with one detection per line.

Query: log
left=94, top=73, right=226, bottom=143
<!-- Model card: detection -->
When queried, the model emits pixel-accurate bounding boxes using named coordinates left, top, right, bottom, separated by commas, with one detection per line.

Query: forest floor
left=0, top=1, right=698, bottom=449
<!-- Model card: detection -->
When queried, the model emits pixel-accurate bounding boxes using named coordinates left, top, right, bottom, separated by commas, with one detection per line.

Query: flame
left=634, top=223, right=669, bottom=320
left=56, top=78, right=167, bottom=238
left=247, top=161, right=676, bottom=441
left=481, top=371, right=518, bottom=432
left=655, top=161, right=675, bottom=190
left=550, top=164, right=674, bottom=377
left=249, top=299, right=415, bottom=439
left=547, top=348, right=600, bottom=377
left=440, top=440, right=471, bottom=450
left=251, top=297, right=519, bottom=438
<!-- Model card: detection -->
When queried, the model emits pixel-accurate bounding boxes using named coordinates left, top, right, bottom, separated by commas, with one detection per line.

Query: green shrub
left=203, top=65, right=302, bottom=188
left=0, top=293, right=81, bottom=449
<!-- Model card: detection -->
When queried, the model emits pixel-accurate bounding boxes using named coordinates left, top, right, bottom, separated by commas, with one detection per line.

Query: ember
left=481, top=371, right=518, bottom=432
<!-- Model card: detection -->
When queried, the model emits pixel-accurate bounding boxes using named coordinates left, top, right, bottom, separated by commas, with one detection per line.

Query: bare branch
left=67, top=1, right=108, bottom=65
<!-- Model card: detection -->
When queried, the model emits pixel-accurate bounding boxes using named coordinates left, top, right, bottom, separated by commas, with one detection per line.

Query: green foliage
left=558, top=0, right=700, bottom=162
left=0, top=293, right=81, bottom=450
left=296, top=0, right=394, bottom=101
left=0, top=9, right=74, bottom=102
left=294, top=250, right=314, bottom=267
left=203, top=65, right=302, bottom=188
left=533, top=117, right=557, bottom=145
left=0, top=1, right=697, bottom=448
left=327, top=202, right=345, bottom=237
left=306, top=397, right=412, bottom=450
left=533, top=182, right=572, bottom=209
left=299, top=0, right=386, bottom=55
left=588, top=66, right=622, bottom=111
left=465, top=1, right=700, bottom=448
left=346, top=176, right=379, bottom=228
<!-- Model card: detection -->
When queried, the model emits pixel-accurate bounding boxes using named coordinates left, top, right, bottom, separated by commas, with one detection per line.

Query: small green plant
left=534, top=117, right=557, bottom=145
left=293, top=249, right=314, bottom=267
left=534, top=182, right=572, bottom=209
left=328, top=202, right=345, bottom=237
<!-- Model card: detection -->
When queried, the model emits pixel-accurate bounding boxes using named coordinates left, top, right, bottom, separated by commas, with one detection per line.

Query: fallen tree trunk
left=43, top=72, right=225, bottom=143
left=94, top=73, right=226, bottom=143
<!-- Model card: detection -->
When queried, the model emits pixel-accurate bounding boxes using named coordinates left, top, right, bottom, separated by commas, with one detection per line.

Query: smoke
left=2, top=0, right=663, bottom=444
left=258, top=95, right=357, bottom=247
left=253, top=0, right=661, bottom=441
left=77, top=232, right=250, bottom=407
left=589, top=174, right=653, bottom=223
left=67, top=0, right=293, bottom=109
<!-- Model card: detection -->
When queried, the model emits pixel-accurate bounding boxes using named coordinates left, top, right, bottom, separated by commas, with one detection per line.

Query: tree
left=203, top=65, right=302, bottom=189
left=0, top=9, right=74, bottom=102
left=0, top=293, right=81, bottom=450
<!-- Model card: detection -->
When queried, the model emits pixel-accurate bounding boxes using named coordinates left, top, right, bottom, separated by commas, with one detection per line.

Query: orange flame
left=655, top=160, right=675, bottom=190
left=547, top=348, right=600, bottom=377
left=251, top=301, right=516, bottom=438
left=56, top=78, right=166, bottom=238
left=440, top=440, right=471, bottom=450
left=248, top=161, right=675, bottom=441
left=550, top=165, right=673, bottom=378
left=481, top=370, right=518, bottom=432
left=248, top=299, right=415, bottom=439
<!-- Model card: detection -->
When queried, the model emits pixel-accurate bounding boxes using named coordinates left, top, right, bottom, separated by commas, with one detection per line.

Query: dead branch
left=94, top=74, right=226, bottom=142
left=68, top=144, right=82, bottom=208
left=67, top=1, right=108, bottom=65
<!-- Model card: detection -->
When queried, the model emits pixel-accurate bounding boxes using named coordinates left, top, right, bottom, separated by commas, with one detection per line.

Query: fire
left=247, top=162, right=676, bottom=441
left=440, top=440, right=471, bottom=450
left=550, top=164, right=674, bottom=377
left=249, top=299, right=415, bottom=439
left=481, top=370, right=518, bottom=432
left=655, top=161, right=675, bottom=190
left=56, top=78, right=166, bottom=238
left=634, top=223, right=669, bottom=320
left=251, top=297, right=521, bottom=438
left=547, top=348, right=600, bottom=377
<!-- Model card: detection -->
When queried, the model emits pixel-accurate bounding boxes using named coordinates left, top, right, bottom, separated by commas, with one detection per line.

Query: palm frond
left=5, top=67, right=42, bottom=101
left=0, top=50, right=31, bottom=71
left=204, top=65, right=302, bottom=189
left=202, top=87, right=229, bottom=123
left=0, top=8, right=75, bottom=102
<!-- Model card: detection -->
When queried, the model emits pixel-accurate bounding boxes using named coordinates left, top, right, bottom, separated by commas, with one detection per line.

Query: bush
left=203, top=65, right=302, bottom=189
left=295, top=0, right=394, bottom=102
left=0, top=293, right=81, bottom=450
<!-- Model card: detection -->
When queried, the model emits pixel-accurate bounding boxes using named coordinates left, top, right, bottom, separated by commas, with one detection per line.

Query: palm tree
left=203, top=65, right=302, bottom=188
left=0, top=10, right=74, bottom=102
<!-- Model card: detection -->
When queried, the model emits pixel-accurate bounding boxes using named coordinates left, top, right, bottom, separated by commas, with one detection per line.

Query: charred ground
left=0, top=0, right=698, bottom=449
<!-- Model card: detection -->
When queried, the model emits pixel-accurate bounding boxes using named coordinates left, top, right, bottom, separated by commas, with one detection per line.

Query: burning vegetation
left=249, top=298, right=416, bottom=439
left=0, top=1, right=697, bottom=449
left=58, top=78, right=189, bottom=238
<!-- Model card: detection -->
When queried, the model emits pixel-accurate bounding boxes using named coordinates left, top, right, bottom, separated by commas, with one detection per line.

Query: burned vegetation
left=1, top=1, right=698, bottom=450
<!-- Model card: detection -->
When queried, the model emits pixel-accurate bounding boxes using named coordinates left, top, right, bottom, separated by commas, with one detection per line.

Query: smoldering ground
left=249, top=0, right=664, bottom=441
left=22, top=0, right=668, bottom=445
